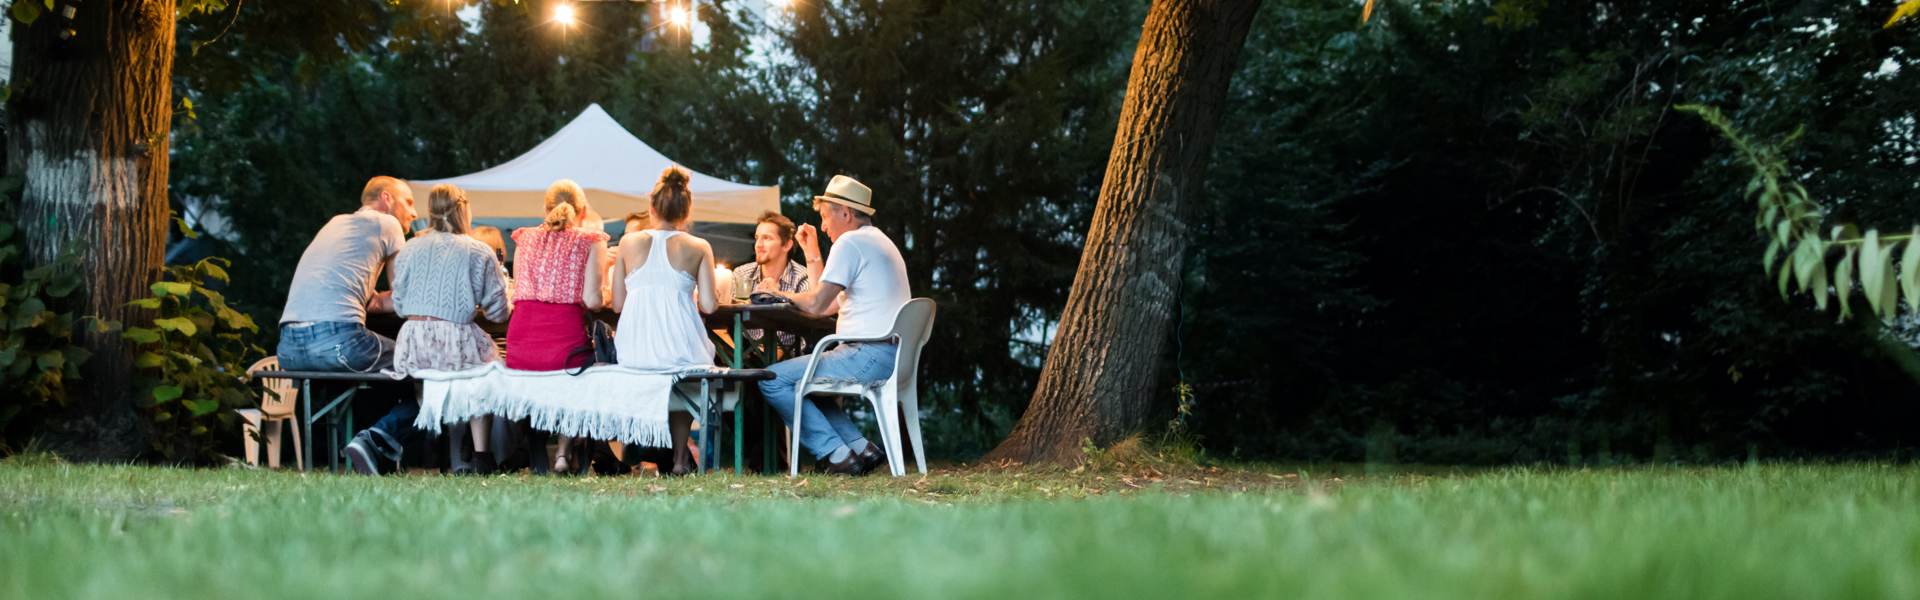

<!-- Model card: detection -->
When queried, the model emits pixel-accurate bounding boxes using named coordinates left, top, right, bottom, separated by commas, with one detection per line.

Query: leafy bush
left=122, top=257, right=265, bottom=460
left=0, top=178, right=115, bottom=454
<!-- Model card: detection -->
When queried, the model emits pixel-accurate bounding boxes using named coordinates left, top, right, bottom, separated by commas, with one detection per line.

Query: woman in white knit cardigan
left=391, top=184, right=514, bottom=474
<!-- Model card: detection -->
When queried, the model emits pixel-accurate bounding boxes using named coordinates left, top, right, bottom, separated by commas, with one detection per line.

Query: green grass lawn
left=1, top=458, right=1916, bottom=599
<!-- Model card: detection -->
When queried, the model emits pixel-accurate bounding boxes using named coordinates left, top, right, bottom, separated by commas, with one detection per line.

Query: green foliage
left=0, top=176, right=115, bottom=453
left=6, top=0, right=51, bottom=27
left=1683, top=105, right=1920, bottom=325
left=1483, top=0, right=1545, bottom=30
left=123, top=254, right=264, bottom=460
left=1178, top=0, right=1920, bottom=463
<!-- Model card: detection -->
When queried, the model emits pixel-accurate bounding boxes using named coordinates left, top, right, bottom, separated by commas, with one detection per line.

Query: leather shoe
left=471, top=451, right=497, bottom=476
left=816, top=452, right=866, bottom=476
left=855, top=443, right=887, bottom=475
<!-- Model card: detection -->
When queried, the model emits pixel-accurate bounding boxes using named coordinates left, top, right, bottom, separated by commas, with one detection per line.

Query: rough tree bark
left=7, top=0, right=175, bottom=461
left=985, top=0, right=1262, bottom=465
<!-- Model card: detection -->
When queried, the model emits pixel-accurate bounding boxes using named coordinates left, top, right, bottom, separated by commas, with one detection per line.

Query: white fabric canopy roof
left=408, top=103, right=779, bottom=225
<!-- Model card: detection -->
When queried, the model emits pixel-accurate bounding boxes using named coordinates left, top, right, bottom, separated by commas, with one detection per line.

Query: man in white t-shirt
left=757, top=175, right=909, bottom=476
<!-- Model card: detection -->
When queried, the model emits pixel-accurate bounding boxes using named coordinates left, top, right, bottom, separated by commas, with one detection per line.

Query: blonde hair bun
left=543, top=179, right=589, bottom=231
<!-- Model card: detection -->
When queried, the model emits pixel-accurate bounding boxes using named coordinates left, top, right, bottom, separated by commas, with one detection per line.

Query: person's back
left=281, top=176, right=418, bottom=476
left=503, top=180, right=610, bottom=377
left=278, top=177, right=413, bottom=374
left=377, top=185, right=514, bottom=476
left=614, top=230, right=715, bottom=371
left=392, top=232, right=511, bottom=327
left=606, top=167, right=717, bottom=476
left=282, top=209, right=404, bottom=328
left=509, top=226, right=605, bottom=305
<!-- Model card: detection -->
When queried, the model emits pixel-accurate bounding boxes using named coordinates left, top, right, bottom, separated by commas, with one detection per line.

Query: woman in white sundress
left=611, top=166, right=719, bottom=475
left=390, top=184, right=513, bottom=475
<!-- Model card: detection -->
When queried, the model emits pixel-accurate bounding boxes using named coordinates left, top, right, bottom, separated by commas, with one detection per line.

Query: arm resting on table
left=770, top=281, right=844, bottom=316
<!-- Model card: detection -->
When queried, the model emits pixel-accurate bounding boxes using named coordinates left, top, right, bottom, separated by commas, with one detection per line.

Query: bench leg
left=734, top=383, right=744, bottom=475
left=700, top=379, right=715, bottom=474
left=302, top=380, right=314, bottom=472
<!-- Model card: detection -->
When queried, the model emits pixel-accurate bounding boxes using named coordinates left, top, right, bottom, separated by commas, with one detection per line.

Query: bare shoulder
left=671, top=232, right=712, bottom=254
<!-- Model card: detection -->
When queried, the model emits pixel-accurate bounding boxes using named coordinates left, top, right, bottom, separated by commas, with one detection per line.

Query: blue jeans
left=277, top=322, right=412, bottom=455
left=277, top=321, right=394, bottom=373
left=761, top=342, right=897, bottom=460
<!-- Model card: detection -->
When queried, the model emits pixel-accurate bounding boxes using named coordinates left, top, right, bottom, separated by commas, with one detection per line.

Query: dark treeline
left=169, top=0, right=1920, bottom=464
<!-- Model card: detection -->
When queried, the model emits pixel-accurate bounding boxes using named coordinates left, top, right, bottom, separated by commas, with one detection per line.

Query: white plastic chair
left=789, top=298, right=937, bottom=477
left=239, top=357, right=303, bottom=468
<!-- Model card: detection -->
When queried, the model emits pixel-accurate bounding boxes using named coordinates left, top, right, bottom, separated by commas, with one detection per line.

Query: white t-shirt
left=819, top=226, right=910, bottom=338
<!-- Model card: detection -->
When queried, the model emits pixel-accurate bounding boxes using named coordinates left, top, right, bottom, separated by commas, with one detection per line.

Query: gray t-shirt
left=281, top=208, right=406, bottom=325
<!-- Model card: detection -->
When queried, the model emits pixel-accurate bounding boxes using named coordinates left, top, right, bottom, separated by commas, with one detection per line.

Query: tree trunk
left=985, top=0, right=1262, bottom=465
left=7, top=0, right=175, bottom=461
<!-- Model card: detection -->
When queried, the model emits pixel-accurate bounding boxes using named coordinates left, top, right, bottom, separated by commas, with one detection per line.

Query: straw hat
left=814, top=175, right=875, bottom=215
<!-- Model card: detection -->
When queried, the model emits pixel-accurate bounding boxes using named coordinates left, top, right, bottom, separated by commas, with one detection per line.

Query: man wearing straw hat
left=755, top=175, right=910, bottom=476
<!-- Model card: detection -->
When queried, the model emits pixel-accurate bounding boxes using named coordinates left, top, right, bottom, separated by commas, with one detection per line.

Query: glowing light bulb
left=555, top=4, right=575, bottom=25
left=669, top=6, right=690, bottom=26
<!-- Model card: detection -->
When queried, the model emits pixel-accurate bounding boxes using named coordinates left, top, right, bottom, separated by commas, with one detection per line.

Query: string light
left=555, top=4, right=575, bottom=25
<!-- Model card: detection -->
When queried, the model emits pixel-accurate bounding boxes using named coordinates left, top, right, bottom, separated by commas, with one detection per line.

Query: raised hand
left=795, top=223, right=820, bottom=256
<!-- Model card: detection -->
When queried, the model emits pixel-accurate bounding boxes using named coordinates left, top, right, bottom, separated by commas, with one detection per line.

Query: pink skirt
left=505, top=300, right=591, bottom=371
left=393, top=320, right=499, bottom=374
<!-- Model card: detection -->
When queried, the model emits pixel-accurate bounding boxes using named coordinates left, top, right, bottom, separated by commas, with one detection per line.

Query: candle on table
left=713, top=265, right=734, bottom=305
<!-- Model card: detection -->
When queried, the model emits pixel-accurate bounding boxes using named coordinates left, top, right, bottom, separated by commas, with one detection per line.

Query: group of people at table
left=274, top=168, right=909, bottom=477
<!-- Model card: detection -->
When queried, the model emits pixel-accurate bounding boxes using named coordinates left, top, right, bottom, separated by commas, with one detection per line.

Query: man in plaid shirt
left=732, top=211, right=811, bottom=345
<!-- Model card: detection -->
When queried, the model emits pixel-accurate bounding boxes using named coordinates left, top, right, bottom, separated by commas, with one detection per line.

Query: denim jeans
left=277, top=321, right=394, bottom=373
left=277, top=322, right=413, bottom=455
left=760, top=342, right=897, bottom=460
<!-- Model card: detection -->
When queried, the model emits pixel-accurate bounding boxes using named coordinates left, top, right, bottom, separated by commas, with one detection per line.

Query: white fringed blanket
left=410, top=362, right=719, bottom=447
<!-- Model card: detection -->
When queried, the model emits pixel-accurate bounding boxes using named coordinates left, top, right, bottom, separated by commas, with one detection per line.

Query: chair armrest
left=810, top=333, right=897, bottom=354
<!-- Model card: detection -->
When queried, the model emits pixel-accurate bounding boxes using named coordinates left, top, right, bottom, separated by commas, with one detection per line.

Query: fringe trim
left=412, top=362, right=713, bottom=448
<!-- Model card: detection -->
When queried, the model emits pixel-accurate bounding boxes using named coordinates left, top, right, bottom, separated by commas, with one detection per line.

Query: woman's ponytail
left=428, top=184, right=471, bottom=234
left=543, top=179, right=588, bottom=231
left=543, top=202, right=578, bottom=232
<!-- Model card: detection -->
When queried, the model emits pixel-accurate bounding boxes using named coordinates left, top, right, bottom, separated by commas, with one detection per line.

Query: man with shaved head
left=278, top=176, right=417, bottom=473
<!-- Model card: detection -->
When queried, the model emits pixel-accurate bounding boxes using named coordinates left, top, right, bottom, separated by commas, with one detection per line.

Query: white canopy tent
left=407, top=103, right=779, bottom=225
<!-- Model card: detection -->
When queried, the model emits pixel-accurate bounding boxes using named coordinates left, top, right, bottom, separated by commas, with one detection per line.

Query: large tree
left=986, top=0, right=1263, bottom=464
left=7, top=0, right=178, bottom=460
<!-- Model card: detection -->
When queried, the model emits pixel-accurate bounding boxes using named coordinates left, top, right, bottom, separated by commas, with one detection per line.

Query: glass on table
left=732, top=270, right=753, bottom=303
